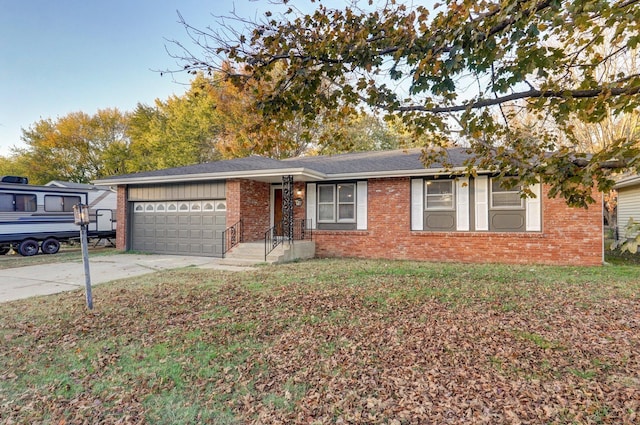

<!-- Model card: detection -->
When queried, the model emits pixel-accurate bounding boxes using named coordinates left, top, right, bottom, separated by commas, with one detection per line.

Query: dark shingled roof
left=283, top=147, right=470, bottom=173
left=97, top=147, right=472, bottom=181
left=98, top=155, right=288, bottom=180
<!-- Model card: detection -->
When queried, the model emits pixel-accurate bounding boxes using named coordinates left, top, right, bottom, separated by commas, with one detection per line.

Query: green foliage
left=174, top=0, right=640, bottom=206
left=127, top=74, right=222, bottom=171
left=610, top=218, right=640, bottom=254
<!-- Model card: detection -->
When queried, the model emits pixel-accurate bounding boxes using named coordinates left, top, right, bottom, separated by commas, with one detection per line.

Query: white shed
left=614, top=175, right=640, bottom=239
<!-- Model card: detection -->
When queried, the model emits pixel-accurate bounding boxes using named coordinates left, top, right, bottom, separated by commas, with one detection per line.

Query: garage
left=127, top=181, right=227, bottom=257
left=130, top=200, right=226, bottom=256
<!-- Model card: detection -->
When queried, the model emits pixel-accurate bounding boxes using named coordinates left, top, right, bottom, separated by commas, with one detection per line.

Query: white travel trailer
left=0, top=179, right=116, bottom=256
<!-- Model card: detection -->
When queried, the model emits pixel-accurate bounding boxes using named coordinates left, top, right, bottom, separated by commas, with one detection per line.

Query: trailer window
left=15, top=194, right=36, bottom=212
left=44, top=195, right=81, bottom=212
left=0, top=194, right=13, bottom=211
left=0, top=193, right=36, bottom=212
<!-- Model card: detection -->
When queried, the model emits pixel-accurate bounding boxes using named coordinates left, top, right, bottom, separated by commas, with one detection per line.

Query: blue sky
left=0, top=0, right=348, bottom=156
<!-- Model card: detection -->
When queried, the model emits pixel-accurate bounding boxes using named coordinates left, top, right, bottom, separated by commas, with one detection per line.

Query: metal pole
left=80, top=224, right=93, bottom=310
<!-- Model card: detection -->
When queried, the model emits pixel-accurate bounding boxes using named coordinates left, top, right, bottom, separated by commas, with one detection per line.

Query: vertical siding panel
left=618, top=185, right=640, bottom=237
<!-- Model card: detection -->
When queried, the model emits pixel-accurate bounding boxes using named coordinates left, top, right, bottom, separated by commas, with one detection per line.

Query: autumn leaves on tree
left=170, top=0, right=640, bottom=206
left=2, top=0, right=639, bottom=206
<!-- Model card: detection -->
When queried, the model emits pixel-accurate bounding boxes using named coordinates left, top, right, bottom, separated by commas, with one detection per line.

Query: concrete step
left=223, top=240, right=315, bottom=265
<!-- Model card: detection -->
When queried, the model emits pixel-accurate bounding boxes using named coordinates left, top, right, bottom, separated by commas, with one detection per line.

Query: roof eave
left=91, top=168, right=327, bottom=186
left=322, top=167, right=472, bottom=180
left=614, top=175, right=640, bottom=189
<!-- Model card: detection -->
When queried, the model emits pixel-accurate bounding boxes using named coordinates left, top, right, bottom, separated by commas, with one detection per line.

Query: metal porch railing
left=222, top=220, right=243, bottom=257
left=264, top=218, right=312, bottom=261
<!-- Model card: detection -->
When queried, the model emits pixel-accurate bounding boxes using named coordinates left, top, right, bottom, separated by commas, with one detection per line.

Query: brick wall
left=312, top=177, right=603, bottom=266
left=226, top=179, right=271, bottom=242
left=115, top=185, right=128, bottom=250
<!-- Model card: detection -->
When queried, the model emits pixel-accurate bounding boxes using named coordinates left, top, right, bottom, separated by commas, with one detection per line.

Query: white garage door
left=131, top=200, right=226, bottom=257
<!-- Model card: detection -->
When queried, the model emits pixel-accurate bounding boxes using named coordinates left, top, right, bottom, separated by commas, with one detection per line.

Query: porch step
left=221, top=240, right=316, bottom=265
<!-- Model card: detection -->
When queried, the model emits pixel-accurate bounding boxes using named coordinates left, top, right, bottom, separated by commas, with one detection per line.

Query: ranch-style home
left=93, top=148, right=604, bottom=266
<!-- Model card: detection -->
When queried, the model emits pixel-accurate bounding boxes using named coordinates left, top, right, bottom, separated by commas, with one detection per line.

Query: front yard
left=1, top=259, right=638, bottom=424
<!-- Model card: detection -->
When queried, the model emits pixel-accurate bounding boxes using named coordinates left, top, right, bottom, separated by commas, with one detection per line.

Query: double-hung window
left=317, top=183, right=356, bottom=223
left=425, top=180, right=455, bottom=210
left=491, top=178, right=523, bottom=209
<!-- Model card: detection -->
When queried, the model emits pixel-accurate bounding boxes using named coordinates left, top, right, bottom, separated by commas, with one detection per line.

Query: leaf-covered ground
left=1, top=259, right=639, bottom=424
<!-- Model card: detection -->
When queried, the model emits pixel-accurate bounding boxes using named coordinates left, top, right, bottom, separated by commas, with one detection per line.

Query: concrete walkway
left=0, top=254, right=256, bottom=303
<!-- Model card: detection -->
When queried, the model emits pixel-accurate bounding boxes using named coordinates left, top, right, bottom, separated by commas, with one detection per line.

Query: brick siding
left=116, top=176, right=603, bottom=266
left=226, top=179, right=271, bottom=242
left=312, top=177, right=603, bottom=266
left=115, top=185, right=128, bottom=250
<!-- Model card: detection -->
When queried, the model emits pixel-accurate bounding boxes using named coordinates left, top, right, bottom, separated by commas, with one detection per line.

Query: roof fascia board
left=92, top=168, right=327, bottom=186
left=614, top=175, right=640, bottom=189
left=323, top=167, right=473, bottom=180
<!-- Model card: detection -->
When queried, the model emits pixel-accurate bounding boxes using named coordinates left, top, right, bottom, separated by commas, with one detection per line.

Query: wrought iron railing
left=264, top=218, right=312, bottom=261
left=222, top=220, right=243, bottom=257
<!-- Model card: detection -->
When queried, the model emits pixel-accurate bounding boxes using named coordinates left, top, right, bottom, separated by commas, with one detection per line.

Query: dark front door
left=274, top=188, right=283, bottom=236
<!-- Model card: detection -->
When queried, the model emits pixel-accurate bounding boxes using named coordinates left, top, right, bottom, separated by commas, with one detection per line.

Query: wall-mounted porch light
left=294, top=188, right=304, bottom=207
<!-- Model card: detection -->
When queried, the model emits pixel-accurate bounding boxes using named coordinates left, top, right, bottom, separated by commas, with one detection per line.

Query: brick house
left=93, top=148, right=604, bottom=266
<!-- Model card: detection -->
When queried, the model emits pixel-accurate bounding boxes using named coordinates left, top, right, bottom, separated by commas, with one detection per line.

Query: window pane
left=0, top=194, right=13, bottom=212
left=492, top=178, right=521, bottom=192
left=15, top=194, right=37, bottom=212
left=427, top=195, right=453, bottom=209
left=44, top=195, right=62, bottom=212
left=427, top=180, right=453, bottom=195
left=491, top=178, right=522, bottom=208
left=318, top=185, right=334, bottom=203
left=337, top=184, right=355, bottom=203
left=318, top=204, right=334, bottom=221
left=338, top=204, right=355, bottom=220
left=493, top=192, right=522, bottom=208
left=62, top=196, right=81, bottom=212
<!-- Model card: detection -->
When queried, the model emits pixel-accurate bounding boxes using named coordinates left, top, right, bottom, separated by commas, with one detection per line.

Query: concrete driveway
left=0, top=254, right=255, bottom=303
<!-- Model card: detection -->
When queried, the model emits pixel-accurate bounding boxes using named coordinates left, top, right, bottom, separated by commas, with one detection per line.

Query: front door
left=273, top=188, right=283, bottom=236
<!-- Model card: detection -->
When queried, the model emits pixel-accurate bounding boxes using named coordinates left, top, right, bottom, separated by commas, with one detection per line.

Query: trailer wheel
left=0, top=246, right=9, bottom=255
left=18, top=239, right=39, bottom=257
left=41, top=238, right=61, bottom=255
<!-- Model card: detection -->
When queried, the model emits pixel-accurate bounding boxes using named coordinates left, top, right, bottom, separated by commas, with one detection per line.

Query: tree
left=11, top=108, right=130, bottom=184
left=127, top=74, right=222, bottom=171
left=169, top=0, right=640, bottom=206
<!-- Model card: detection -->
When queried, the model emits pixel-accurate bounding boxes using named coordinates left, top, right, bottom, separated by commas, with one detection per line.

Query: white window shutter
left=411, top=178, right=424, bottom=231
left=456, top=177, right=469, bottom=231
left=475, top=175, right=489, bottom=231
left=356, top=181, right=368, bottom=230
left=526, top=182, right=541, bottom=231
left=306, top=183, right=316, bottom=229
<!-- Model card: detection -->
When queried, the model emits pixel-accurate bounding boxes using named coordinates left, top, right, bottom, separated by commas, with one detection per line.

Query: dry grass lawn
left=1, top=259, right=639, bottom=424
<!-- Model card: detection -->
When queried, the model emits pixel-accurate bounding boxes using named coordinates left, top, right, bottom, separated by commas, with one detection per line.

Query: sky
left=0, top=0, right=347, bottom=157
